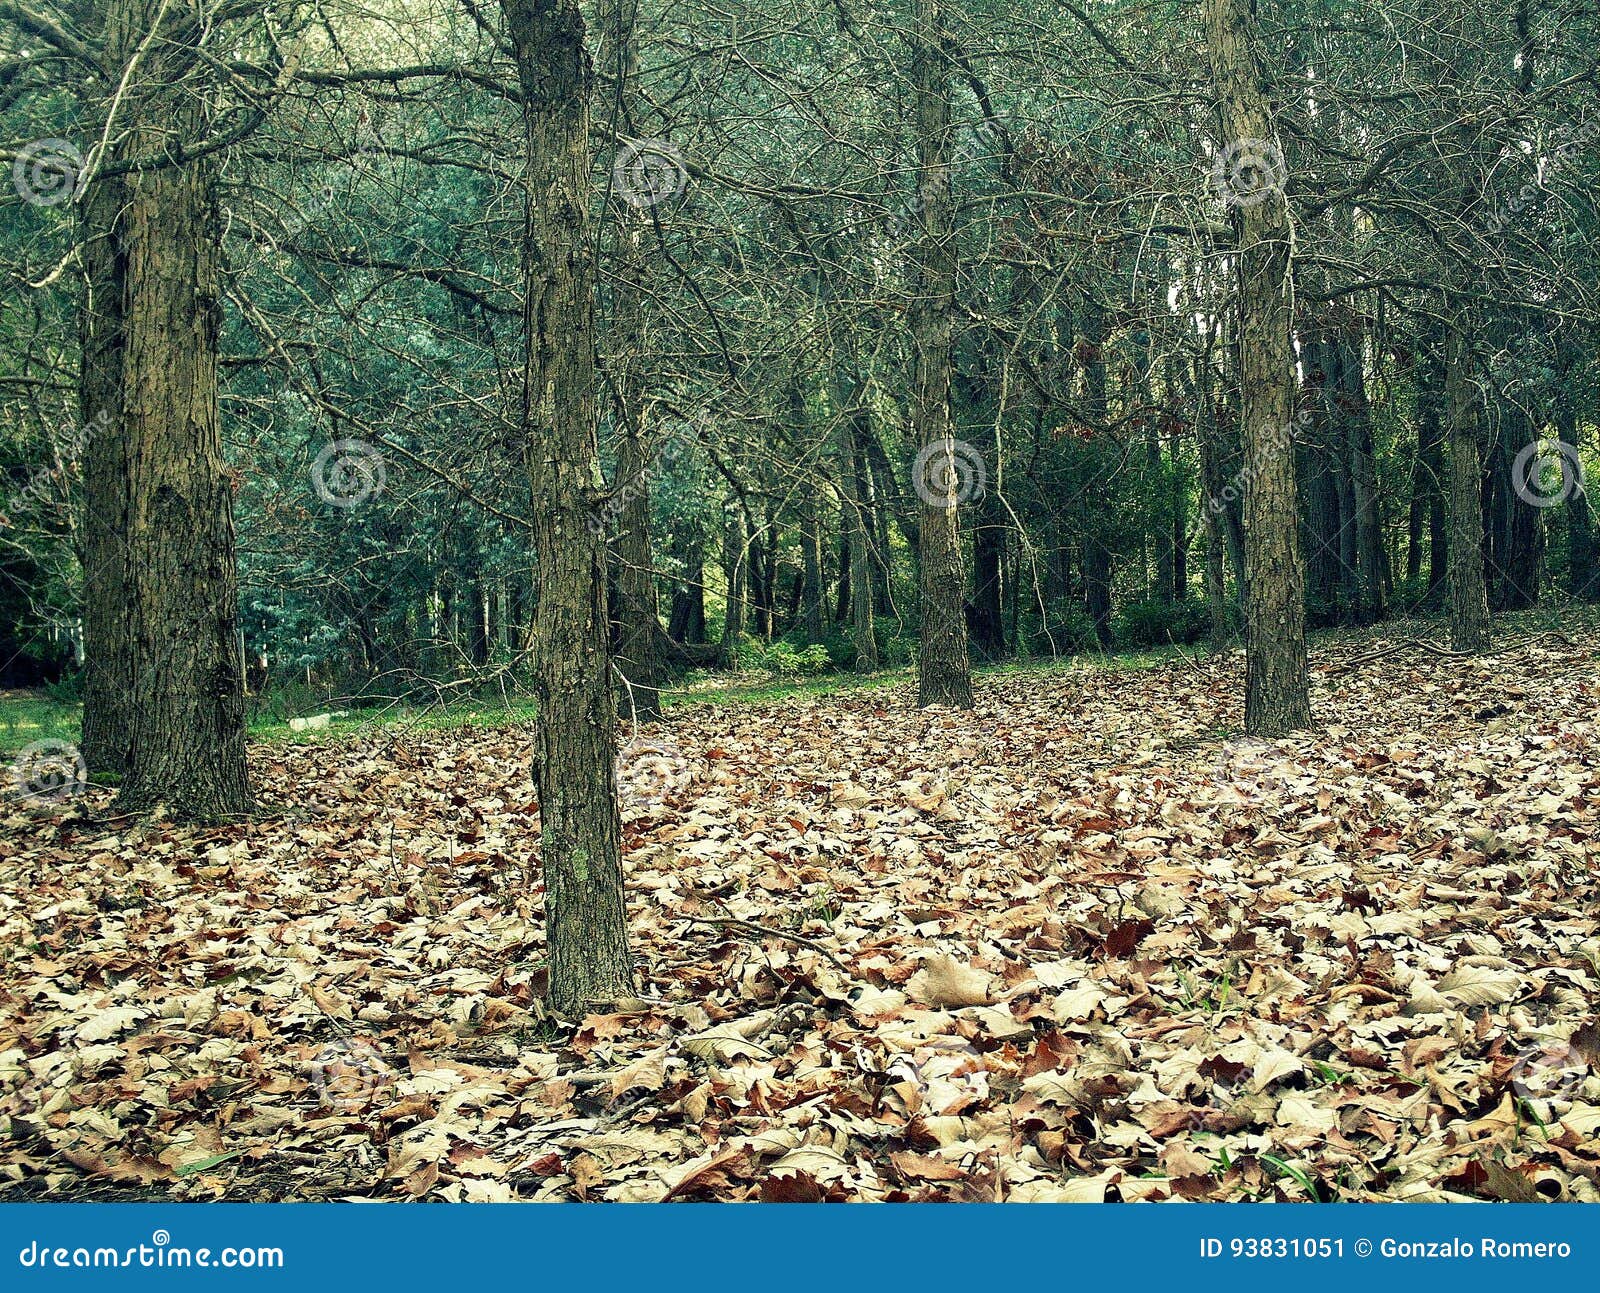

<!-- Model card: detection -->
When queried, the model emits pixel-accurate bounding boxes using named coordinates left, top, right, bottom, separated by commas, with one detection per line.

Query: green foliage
left=1117, top=598, right=1211, bottom=648
left=1388, top=574, right=1448, bottom=616
left=732, top=635, right=834, bottom=677
left=1020, top=599, right=1101, bottom=658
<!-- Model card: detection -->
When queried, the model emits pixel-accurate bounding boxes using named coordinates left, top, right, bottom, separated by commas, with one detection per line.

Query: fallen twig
left=681, top=912, right=851, bottom=975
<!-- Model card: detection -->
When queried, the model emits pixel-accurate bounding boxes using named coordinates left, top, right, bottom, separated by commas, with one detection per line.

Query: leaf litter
left=2, top=628, right=1598, bottom=1202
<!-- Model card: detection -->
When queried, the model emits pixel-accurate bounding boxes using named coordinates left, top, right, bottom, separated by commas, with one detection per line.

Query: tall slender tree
left=603, top=0, right=665, bottom=724
left=503, top=0, right=632, bottom=1014
left=910, top=0, right=973, bottom=709
left=1445, top=319, right=1492, bottom=651
left=1203, top=0, right=1311, bottom=735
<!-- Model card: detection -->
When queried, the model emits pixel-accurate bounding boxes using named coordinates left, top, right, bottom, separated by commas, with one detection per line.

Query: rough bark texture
left=1408, top=328, right=1448, bottom=593
left=1080, top=301, right=1114, bottom=649
left=600, top=0, right=663, bottom=723
left=1556, top=355, right=1597, bottom=601
left=1444, top=324, right=1492, bottom=653
left=837, top=396, right=879, bottom=670
left=1335, top=331, right=1385, bottom=622
left=1204, top=0, right=1312, bottom=735
left=80, top=0, right=250, bottom=817
left=77, top=162, right=131, bottom=778
left=910, top=0, right=973, bottom=709
left=504, top=0, right=632, bottom=1015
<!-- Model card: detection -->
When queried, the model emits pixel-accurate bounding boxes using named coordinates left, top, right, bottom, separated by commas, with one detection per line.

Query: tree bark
left=503, top=0, right=631, bottom=1015
left=837, top=399, right=879, bottom=670
left=1204, top=0, right=1311, bottom=735
left=1445, top=323, right=1492, bottom=652
left=1556, top=352, right=1597, bottom=600
left=80, top=0, right=250, bottom=817
left=910, top=0, right=973, bottom=708
left=602, top=0, right=664, bottom=724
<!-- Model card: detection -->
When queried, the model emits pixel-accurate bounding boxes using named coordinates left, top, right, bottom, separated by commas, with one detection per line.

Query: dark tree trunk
left=504, top=0, right=631, bottom=1015
left=910, top=0, right=973, bottom=707
left=1335, top=331, right=1385, bottom=622
left=800, top=489, right=826, bottom=643
left=1408, top=328, right=1448, bottom=593
left=1080, top=301, right=1114, bottom=648
left=793, top=380, right=828, bottom=642
left=1204, top=0, right=1311, bottom=735
left=78, top=162, right=131, bottom=779
left=1487, top=403, right=1544, bottom=611
left=1299, top=332, right=1342, bottom=625
left=1557, top=368, right=1597, bottom=600
left=968, top=418, right=1006, bottom=660
left=1445, top=324, right=1492, bottom=652
left=837, top=401, right=878, bottom=669
left=719, top=506, right=746, bottom=658
left=603, top=2, right=664, bottom=723
left=79, top=0, right=251, bottom=818
left=666, top=531, right=706, bottom=644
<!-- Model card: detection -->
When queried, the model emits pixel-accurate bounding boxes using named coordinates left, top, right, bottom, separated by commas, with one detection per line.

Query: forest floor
left=2, top=614, right=1599, bottom=1202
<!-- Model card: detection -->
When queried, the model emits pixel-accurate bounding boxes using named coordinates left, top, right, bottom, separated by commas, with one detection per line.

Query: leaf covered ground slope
left=3, top=629, right=1598, bottom=1201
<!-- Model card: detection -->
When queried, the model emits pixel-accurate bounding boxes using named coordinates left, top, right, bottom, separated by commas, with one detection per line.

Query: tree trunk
left=77, top=163, right=131, bottom=778
left=910, top=0, right=974, bottom=708
left=602, top=3, right=664, bottom=723
left=503, top=0, right=631, bottom=1015
left=1557, top=368, right=1597, bottom=600
left=1204, top=0, right=1311, bottom=735
left=1445, top=324, right=1492, bottom=652
left=80, top=0, right=250, bottom=817
left=719, top=506, right=746, bottom=659
left=1336, top=331, right=1385, bottom=622
left=1080, top=301, right=1115, bottom=648
left=837, top=401, right=878, bottom=670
